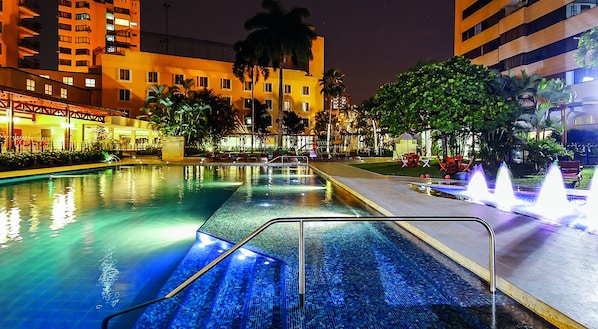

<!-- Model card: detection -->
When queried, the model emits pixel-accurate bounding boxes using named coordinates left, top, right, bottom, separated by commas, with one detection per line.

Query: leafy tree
left=283, top=110, right=305, bottom=149
left=574, top=27, right=598, bottom=69
left=195, top=88, right=240, bottom=150
left=319, top=67, right=346, bottom=153
left=241, top=0, right=317, bottom=147
left=375, top=56, right=510, bottom=158
left=141, top=82, right=208, bottom=145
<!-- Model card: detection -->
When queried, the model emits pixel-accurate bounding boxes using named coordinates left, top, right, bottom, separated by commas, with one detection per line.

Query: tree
left=241, top=0, right=317, bottom=148
left=319, top=68, right=346, bottom=153
left=233, top=38, right=270, bottom=150
left=374, top=56, right=510, bottom=158
left=195, top=88, right=240, bottom=150
left=574, top=27, right=598, bottom=69
left=282, top=111, right=305, bottom=149
left=141, top=82, right=208, bottom=146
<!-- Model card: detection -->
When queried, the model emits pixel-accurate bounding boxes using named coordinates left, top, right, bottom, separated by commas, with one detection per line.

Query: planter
left=161, top=136, right=185, bottom=161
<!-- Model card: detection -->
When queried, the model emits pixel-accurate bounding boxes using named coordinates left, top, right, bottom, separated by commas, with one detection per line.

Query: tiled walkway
left=1, top=157, right=595, bottom=328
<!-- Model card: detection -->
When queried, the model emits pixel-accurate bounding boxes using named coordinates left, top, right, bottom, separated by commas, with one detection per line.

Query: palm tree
left=242, top=0, right=317, bottom=148
left=233, top=38, right=270, bottom=151
left=195, top=88, right=240, bottom=150
left=319, top=68, right=346, bottom=153
left=282, top=111, right=305, bottom=149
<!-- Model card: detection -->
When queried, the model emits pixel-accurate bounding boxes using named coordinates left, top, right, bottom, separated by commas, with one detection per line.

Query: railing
left=102, top=216, right=496, bottom=329
left=268, top=155, right=309, bottom=165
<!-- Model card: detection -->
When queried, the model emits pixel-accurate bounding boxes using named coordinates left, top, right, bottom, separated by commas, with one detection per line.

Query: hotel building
left=0, top=0, right=324, bottom=152
left=454, top=0, right=598, bottom=139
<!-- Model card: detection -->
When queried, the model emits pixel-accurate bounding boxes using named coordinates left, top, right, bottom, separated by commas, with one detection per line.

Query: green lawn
left=351, top=159, right=595, bottom=190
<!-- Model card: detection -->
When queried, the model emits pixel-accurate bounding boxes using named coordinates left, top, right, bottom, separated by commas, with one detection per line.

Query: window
left=244, top=115, right=252, bottom=126
left=197, top=76, right=208, bottom=88
left=173, top=74, right=184, bottom=85
left=75, top=25, right=91, bottom=32
left=75, top=60, right=88, bottom=66
left=222, top=96, right=231, bottom=104
left=244, top=98, right=252, bottom=109
left=243, top=81, right=252, bottom=91
left=119, top=68, right=131, bottom=81
left=61, top=88, right=68, bottom=99
left=59, top=59, right=72, bottom=66
left=75, top=36, right=90, bottom=44
left=26, top=79, right=35, bottom=91
left=75, top=48, right=89, bottom=55
left=283, top=100, right=291, bottom=111
left=301, top=102, right=309, bottom=112
left=75, top=1, right=90, bottom=8
left=301, top=118, right=309, bottom=128
left=76, top=13, right=90, bottom=20
left=58, top=23, right=72, bottom=31
left=221, top=78, right=231, bottom=90
left=284, top=84, right=291, bottom=94
left=85, top=78, right=95, bottom=87
left=148, top=71, right=158, bottom=83
left=264, top=82, right=272, bottom=92
left=63, top=77, right=74, bottom=85
left=0, top=22, right=3, bottom=34
left=59, top=47, right=72, bottom=54
left=39, top=75, right=49, bottom=79
left=44, top=84, right=52, bottom=95
left=264, top=99, right=273, bottom=110
left=59, top=35, right=72, bottom=43
left=302, top=86, right=309, bottom=95
left=119, top=89, right=131, bottom=101
left=58, top=11, right=72, bottom=18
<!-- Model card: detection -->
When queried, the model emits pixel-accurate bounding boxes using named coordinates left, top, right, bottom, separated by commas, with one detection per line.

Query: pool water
left=0, top=165, right=556, bottom=328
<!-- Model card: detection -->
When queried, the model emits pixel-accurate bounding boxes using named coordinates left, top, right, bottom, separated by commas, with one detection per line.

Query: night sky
left=141, top=0, right=455, bottom=104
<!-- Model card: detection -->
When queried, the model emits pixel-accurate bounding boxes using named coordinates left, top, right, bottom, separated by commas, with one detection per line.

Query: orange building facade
left=0, top=0, right=325, bottom=152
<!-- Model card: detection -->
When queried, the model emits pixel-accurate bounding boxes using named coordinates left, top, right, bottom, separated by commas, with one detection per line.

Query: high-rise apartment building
left=0, top=0, right=41, bottom=68
left=455, top=0, right=597, bottom=82
left=455, top=0, right=598, bottom=133
left=38, top=0, right=140, bottom=72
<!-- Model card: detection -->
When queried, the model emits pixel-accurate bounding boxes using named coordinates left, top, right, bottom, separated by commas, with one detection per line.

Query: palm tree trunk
left=277, top=65, right=284, bottom=148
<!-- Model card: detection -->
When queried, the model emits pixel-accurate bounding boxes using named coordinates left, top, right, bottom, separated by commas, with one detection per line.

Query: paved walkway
left=310, top=160, right=596, bottom=329
left=0, top=157, right=594, bottom=328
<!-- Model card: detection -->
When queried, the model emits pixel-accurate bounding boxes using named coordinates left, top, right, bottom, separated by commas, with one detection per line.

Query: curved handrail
left=102, top=216, right=495, bottom=329
left=268, top=155, right=309, bottom=165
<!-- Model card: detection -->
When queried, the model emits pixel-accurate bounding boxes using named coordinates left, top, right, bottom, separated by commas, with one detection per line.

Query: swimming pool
left=0, top=165, right=555, bottom=328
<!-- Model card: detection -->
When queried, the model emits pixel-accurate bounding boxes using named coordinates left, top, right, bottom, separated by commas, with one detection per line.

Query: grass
left=351, top=159, right=595, bottom=190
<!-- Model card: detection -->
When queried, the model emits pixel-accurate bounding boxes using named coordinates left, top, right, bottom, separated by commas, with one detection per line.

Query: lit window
left=26, top=79, right=35, bottom=91
left=148, top=71, right=158, bottom=83
left=284, top=84, right=291, bottom=94
left=114, top=18, right=129, bottom=26
left=119, top=89, right=131, bottom=101
left=302, top=86, right=309, bottom=95
left=39, top=75, right=50, bottom=79
left=265, top=99, right=273, bottom=110
left=61, top=88, right=68, bottom=98
left=243, top=81, right=252, bottom=91
left=119, top=69, right=131, bottom=81
left=221, top=78, right=231, bottom=90
left=244, top=98, right=252, bottom=109
left=63, top=77, right=73, bottom=85
left=264, top=83, right=272, bottom=92
left=45, top=84, right=53, bottom=95
left=85, top=78, right=95, bottom=87
left=302, top=102, right=309, bottom=112
left=245, top=115, right=252, bottom=125
left=283, top=100, right=291, bottom=111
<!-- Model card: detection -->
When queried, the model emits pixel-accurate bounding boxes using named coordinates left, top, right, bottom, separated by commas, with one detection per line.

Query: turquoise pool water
left=0, top=165, right=556, bottom=328
left=0, top=165, right=374, bottom=328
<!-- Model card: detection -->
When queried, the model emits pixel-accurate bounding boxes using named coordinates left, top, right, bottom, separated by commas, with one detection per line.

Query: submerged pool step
left=134, top=232, right=285, bottom=329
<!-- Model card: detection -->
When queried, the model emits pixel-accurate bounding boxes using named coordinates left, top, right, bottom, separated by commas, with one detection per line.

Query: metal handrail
left=268, top=155, right=309, bottom=165
left=102, top=216, right=496, bottom=329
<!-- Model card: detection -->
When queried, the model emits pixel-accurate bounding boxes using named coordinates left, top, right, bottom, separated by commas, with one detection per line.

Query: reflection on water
left=0, top=165, right=371, bottom=328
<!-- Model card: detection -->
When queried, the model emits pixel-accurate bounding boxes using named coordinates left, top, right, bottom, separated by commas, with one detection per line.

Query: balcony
left=18, top=19, right=41, bottom=37
left=18, top=0, right=40, bottom=19
left=18, top=39, right=40, bottom=57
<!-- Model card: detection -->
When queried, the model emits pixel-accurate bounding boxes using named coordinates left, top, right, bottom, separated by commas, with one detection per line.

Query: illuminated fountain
left=428, top=162, right=597, bottom=234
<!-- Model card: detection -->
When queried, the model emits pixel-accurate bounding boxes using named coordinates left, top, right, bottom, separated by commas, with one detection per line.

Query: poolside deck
left=0, top=157, right=594, bottom=328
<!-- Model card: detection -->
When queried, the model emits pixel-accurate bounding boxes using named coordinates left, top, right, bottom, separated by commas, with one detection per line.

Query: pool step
left=134, top=232, right=285, bottom=329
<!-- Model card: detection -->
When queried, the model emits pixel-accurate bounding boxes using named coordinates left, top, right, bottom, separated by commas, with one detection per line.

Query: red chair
left=460, top=157, right=475, bottom=172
